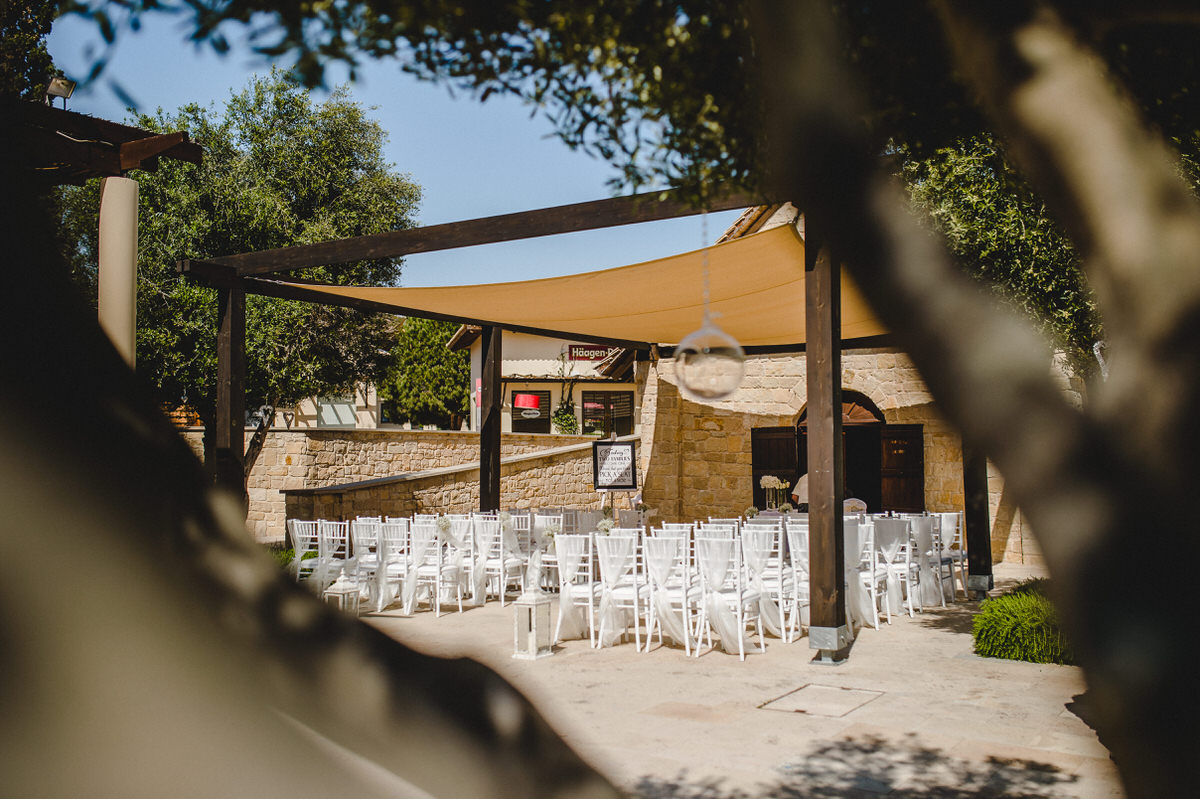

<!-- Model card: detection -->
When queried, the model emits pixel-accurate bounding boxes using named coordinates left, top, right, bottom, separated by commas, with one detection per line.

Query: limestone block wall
left=637, top=349, right=1040, bottom=564
left=285, top=441, right=605, bottom=523
left=181, top=428, right=594, bottom=543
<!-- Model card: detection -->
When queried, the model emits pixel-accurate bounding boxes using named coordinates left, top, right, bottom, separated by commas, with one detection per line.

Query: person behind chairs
left=790, top=473, right=809, bottom=512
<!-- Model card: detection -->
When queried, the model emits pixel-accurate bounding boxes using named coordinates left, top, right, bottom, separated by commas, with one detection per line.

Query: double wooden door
left=750, top=424, right=925, bottom=513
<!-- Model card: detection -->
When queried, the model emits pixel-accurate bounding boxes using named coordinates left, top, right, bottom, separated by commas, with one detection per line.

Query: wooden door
left=751, top=427, right=799, bottom=508
left=880, top=424, right=924, bottom=512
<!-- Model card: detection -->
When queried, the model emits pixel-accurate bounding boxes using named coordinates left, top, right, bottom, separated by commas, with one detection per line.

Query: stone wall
left=285, top=441, right=606, bottom=523
left=637, top=349, right=1040, bottom=564
left=181, top=428, right=594, bottom=543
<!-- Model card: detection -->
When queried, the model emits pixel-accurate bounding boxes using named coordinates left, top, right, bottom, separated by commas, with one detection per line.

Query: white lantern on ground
left=513, top=591, right=553, bottom=660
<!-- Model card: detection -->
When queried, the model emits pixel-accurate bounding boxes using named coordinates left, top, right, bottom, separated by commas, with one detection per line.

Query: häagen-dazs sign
left=592, top=440, right=637, bottom=490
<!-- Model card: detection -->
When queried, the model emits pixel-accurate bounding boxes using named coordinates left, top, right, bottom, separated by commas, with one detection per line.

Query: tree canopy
left=378, top=318, right=469, bottom=430
left=58, top=70, right=421, bottom=427
left=899, top=135, right=1101, bottom=372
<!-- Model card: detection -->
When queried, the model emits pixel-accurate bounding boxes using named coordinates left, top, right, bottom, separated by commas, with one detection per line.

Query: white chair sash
left=443, top=517, right=472, bottom=595
left=741, top=528, right=785, bottom=638
left=596, top=535, right=636, bottom=648
left=553, top=534, right=589, bottom=642
left=909, top=516, right=943, bottom=606
left=471, top=518, right=500, bottom=605
left=696, top=537, right=761, bottom=655
left=403, top=523, right=437, bottom=614
left=643, top=536, right=689, bottom=648
left=844, top=519, right=876, bottom=629
left=873, top=518, right=910, bottom=612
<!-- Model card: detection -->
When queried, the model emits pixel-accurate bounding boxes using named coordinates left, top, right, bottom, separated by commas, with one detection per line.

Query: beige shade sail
left=275, top=223, right=887, bottom=347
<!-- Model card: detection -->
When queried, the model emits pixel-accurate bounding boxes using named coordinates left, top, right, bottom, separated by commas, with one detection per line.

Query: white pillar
left=98, top=176, right=139, bottom=367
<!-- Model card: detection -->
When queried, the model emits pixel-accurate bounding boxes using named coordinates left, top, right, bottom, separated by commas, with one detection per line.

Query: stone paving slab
left=364, top=563, right=1124, bottom=798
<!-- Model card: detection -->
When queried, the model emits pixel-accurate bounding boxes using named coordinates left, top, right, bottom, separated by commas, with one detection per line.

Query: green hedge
left=972, top=580, right=1075, bottom=665
left=267, top=547, right=317, bottom=570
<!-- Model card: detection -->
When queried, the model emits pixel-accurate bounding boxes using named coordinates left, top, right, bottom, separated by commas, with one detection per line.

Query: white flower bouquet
left=596, top=518, right=616, bottom=535
left=744, top=505, right=759, bottom=518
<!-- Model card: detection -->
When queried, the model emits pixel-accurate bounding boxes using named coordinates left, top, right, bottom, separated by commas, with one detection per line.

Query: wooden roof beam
left=205, top=188, right=761, bottom=277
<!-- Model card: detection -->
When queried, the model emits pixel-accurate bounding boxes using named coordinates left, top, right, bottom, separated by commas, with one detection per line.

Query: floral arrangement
left=498, top=510, right=512, bottom=525
left=543, top=522, right=560, bottom=542
left=759, top=475, right=786, bottom=490
left=596, top=518, right=616, bottom=535
left=634, top=502, right=648, bottom=512
left=779, top=503, right=794, bottom=513
left=435, top=516, right=451, bottom=533
left=744, top=506, right=759, bottom=518
left=602, top=505, right=614, bottom=519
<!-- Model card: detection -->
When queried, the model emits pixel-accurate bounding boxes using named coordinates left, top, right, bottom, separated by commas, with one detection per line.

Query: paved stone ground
left=365, top=564, right=1123, bottom=798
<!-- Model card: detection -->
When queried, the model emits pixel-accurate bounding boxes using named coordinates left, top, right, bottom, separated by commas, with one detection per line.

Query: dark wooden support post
left=961, top=440, right=994, bottom=597
left=806, top=233, right=848, bottom=662
left=215, top=285, right=246, bottom=507
left=479, top=325, right=502, bottom=512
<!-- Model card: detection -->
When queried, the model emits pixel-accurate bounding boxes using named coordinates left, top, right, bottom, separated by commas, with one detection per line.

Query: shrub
left=266, top=547, right=316, bottom=570
left=972, top=580, right=1075, bottom=665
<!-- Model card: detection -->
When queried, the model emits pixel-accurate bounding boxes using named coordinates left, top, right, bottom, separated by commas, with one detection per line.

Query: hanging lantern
left=675, top=210, right=745, bottom=401
left=675, top=314, right=745, bottom=401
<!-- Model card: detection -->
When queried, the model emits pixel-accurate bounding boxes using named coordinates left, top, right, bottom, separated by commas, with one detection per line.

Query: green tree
left=899, top=134, right=1101, bottom=372
left=378, top=318, right=469, bottom=429
left=0, top=1, right=60, bottom=100
left=58, top=70, right=421, bottom=469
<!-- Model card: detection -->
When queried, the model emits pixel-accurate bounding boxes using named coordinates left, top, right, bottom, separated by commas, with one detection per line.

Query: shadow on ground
left=913, top=600, right=980, bottom=635
left=631, top=734, right=1077, bottom=798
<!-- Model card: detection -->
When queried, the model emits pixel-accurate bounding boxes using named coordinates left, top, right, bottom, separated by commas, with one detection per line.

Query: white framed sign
left=592, top=440, right=637, bottom=491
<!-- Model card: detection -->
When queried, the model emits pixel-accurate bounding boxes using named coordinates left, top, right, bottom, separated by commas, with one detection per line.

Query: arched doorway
left=750, top=391, right=925, bottom=513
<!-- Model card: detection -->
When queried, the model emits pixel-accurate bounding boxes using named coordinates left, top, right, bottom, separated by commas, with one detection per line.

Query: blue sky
left=47, top=12, right=744, bottom=287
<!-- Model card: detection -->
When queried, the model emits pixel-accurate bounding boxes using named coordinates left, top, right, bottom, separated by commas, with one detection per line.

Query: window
left=582, top=391, right=634, bottom=437
left=316, top=396, right=357, bottom=428
left=510, top=390, right=551, bottom=434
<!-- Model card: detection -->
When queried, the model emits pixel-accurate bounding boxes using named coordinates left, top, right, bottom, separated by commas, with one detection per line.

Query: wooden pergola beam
left=203, top=188, right=759, bottom=276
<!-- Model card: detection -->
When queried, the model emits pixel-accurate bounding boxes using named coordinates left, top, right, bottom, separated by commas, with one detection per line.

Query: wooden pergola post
left=805, top=232, right=849, bottom=662
left=215, top=285, right=246, bottom=504
left=479, top=325, right=502, bottom=512
left=962, top=440, right=994, bottom=596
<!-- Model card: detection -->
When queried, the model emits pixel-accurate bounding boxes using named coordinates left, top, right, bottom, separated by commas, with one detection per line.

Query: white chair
left=847, top=519, right=885, bottom=631
left=350, top=517, right=381, bottom=602
left=403, top=521, right=438, bottom=614
left=694, top=536, right=762, bottom=660
left=617, top=509, right=642, bottom=528
left=480, top=517, right=523, bottom=605
left=935, top=512, right=968, bottom=598
left=314, top=520, right=350, bottom=592
left=371, top=519, right=408, bottom=611
left=784, top=524, right=810, bottom=642
left=643, top=535, right=697, bottom=655
left=741, top=526, right=791, bottom=641
left=287, top=519, right=318, bottom=582
left=531, top=513, right=563, bottom=590
left=872, top=517, right=921, bottom=621
left=553, top=534, right=600, bottom=645
left=697, top=521, right=737, bottom=539
left=595, top=534, right=648, bottom=649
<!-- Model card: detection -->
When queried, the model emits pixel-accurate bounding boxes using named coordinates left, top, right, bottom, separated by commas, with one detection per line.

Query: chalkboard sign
left=592, top=440, right=638, bottom=491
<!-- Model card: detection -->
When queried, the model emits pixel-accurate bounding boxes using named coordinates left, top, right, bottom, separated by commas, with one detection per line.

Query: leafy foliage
left=900, top=135, right=1102, bottom=373
left=378, top=318, right=469, bottom=430
left=973, top=580, right=1075, bottom=665
left=57, top=70, right=421, bottom=424
left=0, top=2, right=60, bottom=100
